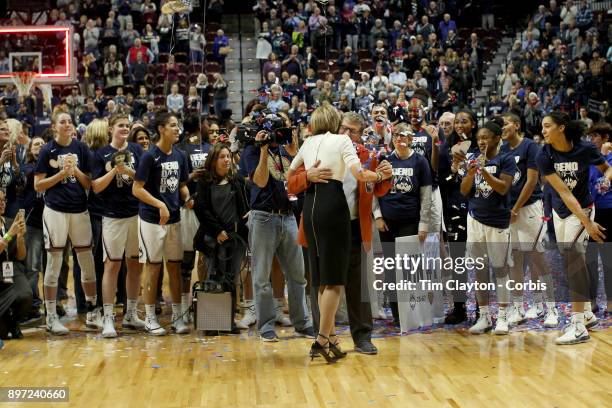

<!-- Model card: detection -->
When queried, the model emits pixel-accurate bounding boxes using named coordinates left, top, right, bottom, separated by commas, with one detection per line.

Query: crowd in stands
left=0, top=0, right=230, bottom=135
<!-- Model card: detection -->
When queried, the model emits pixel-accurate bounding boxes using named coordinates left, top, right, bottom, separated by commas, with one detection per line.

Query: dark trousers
left=379, top=218, right=419, bottom=323
left=586, top=207, right=612, bottom=304
left=309, top=219, right=373, bottom=343
left=447, top=204, right=468, bottom=303
left=0, top=266, right=32, bottom=339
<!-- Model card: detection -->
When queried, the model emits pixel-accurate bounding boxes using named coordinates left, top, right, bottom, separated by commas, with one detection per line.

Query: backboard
left=0, top=25, right=76, bottom=85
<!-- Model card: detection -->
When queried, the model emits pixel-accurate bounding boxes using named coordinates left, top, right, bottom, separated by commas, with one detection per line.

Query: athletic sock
left=126, top=299, right=138, bottom=317
left=103, top=303, right=114, bottom=317
left=45, top=300, right=57, bottom=316
left=181, top=293, right=189, bottom=314
left=145, top=304, right=156, bottom=320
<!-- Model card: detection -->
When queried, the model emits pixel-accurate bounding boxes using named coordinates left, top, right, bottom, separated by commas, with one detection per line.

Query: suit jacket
left=287, top=142, right=391, bottom=251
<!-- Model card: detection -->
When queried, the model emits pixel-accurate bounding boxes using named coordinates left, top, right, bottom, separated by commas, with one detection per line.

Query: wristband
left=3, top=233, right=12, bottom=243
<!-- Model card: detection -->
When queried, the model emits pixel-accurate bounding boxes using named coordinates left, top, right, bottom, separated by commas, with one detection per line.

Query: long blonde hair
left=84, top=119, right=109, bottom=151
left=5, top=118, right=22, bottom=144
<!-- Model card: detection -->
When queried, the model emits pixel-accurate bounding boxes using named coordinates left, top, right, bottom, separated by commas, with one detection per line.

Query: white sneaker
left=122, top=311, right=146, bottom=330
left=171, top=314, right=191, bottom=334
left=494, top=311, right=509, bottom=335
left=584, top=311, right=598, bottom=329
left=102, top=314, right=117, bottom=338
left=46, top=314, right=69, bottom=335
left=236, top=303, right=257, bottom=329
left=375, top=307, right=388, bottom=320
left=144, top=316, right=166, bottom=336
left=543, top=307, right=559, bottom=328
left=556, top=315, right=589, bottom=345
left=275, top=300, right=292, bottom=327
left=525, top=303, right=545, bottom=319
left=86, top=307, right=104, bottom=330
left=469, top=313, right=492, bottom=334
left=507, top=305, right=526, bottom=326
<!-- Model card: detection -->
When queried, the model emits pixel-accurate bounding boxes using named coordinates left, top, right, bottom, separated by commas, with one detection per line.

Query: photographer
left=242, top=117, right=314, bottom=342
left=193, top=143, right=249, bottom=333
left=0, top=192, right=30, bottom=340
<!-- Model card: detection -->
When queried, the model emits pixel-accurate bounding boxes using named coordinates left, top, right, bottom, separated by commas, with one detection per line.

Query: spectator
left=128, top=52, right=148, bottom=89
left=575, top=0, right=593, bottom=30
left=213, top=30, right=230, bottom=72
left=561, top=0, right=578, bottom=25
left=166, top=84, right=184, bottom=116
left=120, top=22, right=139, bottom=53
left=486, top=92, right=507, bottom=117
left=370, top=19, right=389, bottom=48
left=189, top=24, right=206, bottom=63
left=416, top=15, right=435, bottom=39
left=281, top=45, right=304, bottom=80
left=79, top=99, right=99, bottom=126
left=337, top=46, right=358, bottom=76
left=126, top=38, right=154, bottom=67
left=103, top=52, right=124, bottom=94
left=522, top=32, right=540, bottom=52
left=78, top=54, right=98, bottom=98
left=212, top=73, right=228, bottom=116
left=579, top=107, right=593, bottom=129
left=389, top=63, right=407, bottom=87
left=438, top=13, right=457, bottom=43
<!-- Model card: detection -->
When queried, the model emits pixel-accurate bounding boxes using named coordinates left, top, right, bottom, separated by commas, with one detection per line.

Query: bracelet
left=511, top=210, right=519, bottom=216
left=3, top=233, right=12, bottom=243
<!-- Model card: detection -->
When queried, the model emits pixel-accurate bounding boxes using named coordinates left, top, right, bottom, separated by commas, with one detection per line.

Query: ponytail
left=544, top=111, right=585, bottom=145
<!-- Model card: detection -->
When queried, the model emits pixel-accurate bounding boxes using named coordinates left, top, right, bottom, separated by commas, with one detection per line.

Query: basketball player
left=91, top=113, right=145, bottom=338
left=500, top=113, right=558, bottom=328
left=536, top=112, right=610, bottom=344
left=133, top=112, right=191, bottom=336
left=34, top=111, right=101, bottom=335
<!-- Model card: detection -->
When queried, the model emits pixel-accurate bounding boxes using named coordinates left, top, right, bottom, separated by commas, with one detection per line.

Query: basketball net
left=161, top=0, right=191, bottom=15
left=10, top=71, right=36, bottom=98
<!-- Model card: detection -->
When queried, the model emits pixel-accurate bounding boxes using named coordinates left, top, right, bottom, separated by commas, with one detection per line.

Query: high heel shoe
left=310, top=335, right=337, bottom=364
left=328, top=335, right=347, bottom=359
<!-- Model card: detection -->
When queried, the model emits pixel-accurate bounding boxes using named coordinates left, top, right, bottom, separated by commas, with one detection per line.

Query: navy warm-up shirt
left=468, top=152, right=517, bottom=229
left=135, top=145, right=189, bottom=224
left=411, top=128, right=438, bottom=189
left=35, top=138, right=91, bottom=213
left=378, top=151, right=432, bottom=221
left=92, top=142, right=143, bottom=218
left=536, top=140, right=605, bottom=219
left=178, top=142, right=211, bottom=194
left=500, top=138, right=542, bottom=206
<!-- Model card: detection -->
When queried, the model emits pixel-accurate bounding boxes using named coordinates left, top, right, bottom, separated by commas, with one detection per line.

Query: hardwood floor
left=0, top=310, right=610, bottom=408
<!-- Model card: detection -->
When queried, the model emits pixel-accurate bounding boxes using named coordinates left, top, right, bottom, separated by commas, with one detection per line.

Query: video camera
left=235, top=110, right=294, bottom=146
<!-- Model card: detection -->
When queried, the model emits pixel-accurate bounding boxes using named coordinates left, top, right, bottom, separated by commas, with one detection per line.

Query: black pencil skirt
left=303, top=180, right=351, bottom=287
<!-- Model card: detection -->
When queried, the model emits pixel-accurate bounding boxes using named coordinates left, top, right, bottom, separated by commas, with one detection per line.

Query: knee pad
left=76, top=250, right=96, bottom=283
left=43, top=251, right=64, bottom=287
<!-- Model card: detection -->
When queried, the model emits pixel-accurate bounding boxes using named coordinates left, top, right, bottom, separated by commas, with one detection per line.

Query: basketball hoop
left=10, top=71, right=36, bottom=97
left=161, top=0, right=191, bottom=15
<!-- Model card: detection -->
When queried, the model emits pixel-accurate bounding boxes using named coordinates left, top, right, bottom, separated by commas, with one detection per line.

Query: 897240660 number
left=0, top=387, right=69, bottom=402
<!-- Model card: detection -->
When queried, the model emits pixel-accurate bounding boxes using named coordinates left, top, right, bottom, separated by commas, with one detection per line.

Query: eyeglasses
left=439, top=121, right=453, bottom=127
left=339, top=125, right=361, bottom=137
left=32, top=141, right=45, bottom=147
left=392, top=132, right=413, bottom=138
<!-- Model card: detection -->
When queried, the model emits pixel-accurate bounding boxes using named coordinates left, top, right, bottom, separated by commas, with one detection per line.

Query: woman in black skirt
left=287, top=103, right=383, bottom=363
